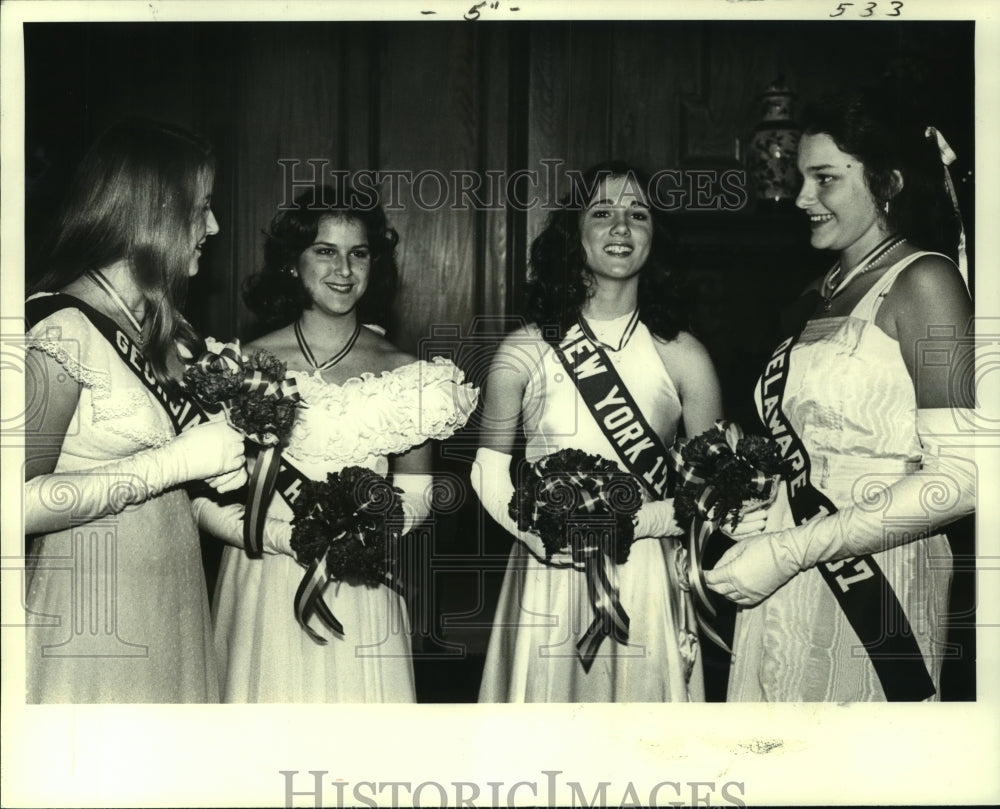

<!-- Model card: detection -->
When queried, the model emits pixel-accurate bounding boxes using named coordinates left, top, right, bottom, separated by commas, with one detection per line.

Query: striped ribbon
left=291, top=496, right=398, bottom=644
left=191, top=339, right=302, bottom=556
left=570, top=520, right=630, bottom=671
left=243, top=445, right=282, bottom=558
left=193, top=339, right=243, bottom=375
left=669, top=420, right=779, bottom=653
left=528, top=461, right=636, bottom=670
left=294, top=547, right=347, bottom=644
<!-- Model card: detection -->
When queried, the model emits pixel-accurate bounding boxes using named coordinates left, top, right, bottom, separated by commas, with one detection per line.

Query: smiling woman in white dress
left=473, top=161, right=725, bottom=702
left=706, top=88, right=975, bottom=702
left=196, top=186, right=478, bottom=702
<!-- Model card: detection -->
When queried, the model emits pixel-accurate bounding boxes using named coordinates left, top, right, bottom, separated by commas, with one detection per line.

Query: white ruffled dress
left=212, top=358, right=477, bottom=702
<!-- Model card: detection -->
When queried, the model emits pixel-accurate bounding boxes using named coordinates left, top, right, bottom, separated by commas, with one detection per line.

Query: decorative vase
left=748, top=80, right=800, bottom=204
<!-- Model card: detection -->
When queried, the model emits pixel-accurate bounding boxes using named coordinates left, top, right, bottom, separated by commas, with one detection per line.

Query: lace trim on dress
left=288, top=357, right=479, bottom=466
left=27, top=316, right=173, bottom=449
left=27, top=332, right=111, bottom=394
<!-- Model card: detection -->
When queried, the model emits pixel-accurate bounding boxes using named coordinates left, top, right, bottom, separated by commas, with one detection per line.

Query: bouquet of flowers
left=184, top=337, right=303, bottom=557
left=183, top=337, right=300, bottom=446
left=671, top=421, right=791, bottom=534
left=669, top=420, right=792, bottom=652
left=287, top=466, right=403, bottom=644
left=508, top=448, right=644, bottom=565
left=508, top=448, right=644, bottom=671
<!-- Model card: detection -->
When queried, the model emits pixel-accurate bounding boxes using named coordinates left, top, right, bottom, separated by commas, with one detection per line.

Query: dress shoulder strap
left=851, top=251, right=954, bottom=322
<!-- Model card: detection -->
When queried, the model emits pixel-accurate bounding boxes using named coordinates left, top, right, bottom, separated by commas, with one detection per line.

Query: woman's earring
left=883, top=200, right=890, bottom=216
left=285, top=265, right=298, bottom=278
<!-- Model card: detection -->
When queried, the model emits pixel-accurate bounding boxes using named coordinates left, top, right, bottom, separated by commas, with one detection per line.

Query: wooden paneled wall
left=26, top=21, right=973, bottom=361
left=22, top=19, right=976, bottom=700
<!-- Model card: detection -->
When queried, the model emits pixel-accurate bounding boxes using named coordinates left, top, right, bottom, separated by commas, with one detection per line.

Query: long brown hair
left=30, top=118, right=215, bottom=390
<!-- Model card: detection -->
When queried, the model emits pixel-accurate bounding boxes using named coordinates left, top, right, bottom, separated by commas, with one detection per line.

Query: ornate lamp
left=747, top=79, right=801, bottom=205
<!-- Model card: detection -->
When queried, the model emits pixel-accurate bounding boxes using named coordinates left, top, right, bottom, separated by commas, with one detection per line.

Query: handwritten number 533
left=830, top=1, right=904, bottom=16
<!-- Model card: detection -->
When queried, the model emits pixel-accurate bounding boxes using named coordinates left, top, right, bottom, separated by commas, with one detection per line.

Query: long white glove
left=705, top=409, right=976, bottom=605
left=192, top=497, right=295, bottom=555
left=193, top=473, right=435, bottom=555
left=26, top=420, right=246, bottom=535
left=632, top=499, right=683, bottom=539
left=393, top=473, right=434, bottom=535
left=470, top=447, right=571, bottom=565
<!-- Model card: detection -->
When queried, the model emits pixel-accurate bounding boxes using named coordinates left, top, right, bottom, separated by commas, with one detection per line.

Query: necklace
left=88, top=269, right=145, bottom=344
left=820, top=235, right=906, bottom=312
left=294, top=318, right=361, bottom=372
left=578, top=309, right=640, bottom=352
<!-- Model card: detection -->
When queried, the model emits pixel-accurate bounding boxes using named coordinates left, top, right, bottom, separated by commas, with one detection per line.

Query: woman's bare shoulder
left=354, top=327, right=415, bottom=373
left=244, top=325, right=297, bottom=360
left=651, top=329, right=712, bottom=364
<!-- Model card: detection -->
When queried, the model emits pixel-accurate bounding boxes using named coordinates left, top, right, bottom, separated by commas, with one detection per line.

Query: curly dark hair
left=800, top=87, right=962, bottom=262
left=243, top=184, right=399, bottom=330
left=524, top=160, right=687, bottom=343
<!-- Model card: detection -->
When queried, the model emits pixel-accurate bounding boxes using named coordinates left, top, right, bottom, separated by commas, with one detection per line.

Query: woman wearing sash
left=473, top=161, right=724, bottom=702
left=23, top=119, right=247, bottom=703
left=197, top=186, right=477, bottom=702
left=706, top=88, right=975, bottom=701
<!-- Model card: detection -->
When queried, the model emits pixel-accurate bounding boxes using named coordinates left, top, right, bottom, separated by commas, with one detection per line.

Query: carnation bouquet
left=508, top=448, right=644, bottom=670
left=672, top=422, right=790, bottom=534
left=508, top=448, right=643, bottom=565
left=669, top=420, right=792, bottom=651
left=183, top=337, right=300, bottom=446
left=288, top=466, right=404, bottom=644
left=183, top=337, right=302, bottom=556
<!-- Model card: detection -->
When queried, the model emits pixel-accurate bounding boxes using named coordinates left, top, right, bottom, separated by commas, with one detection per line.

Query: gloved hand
left=26, top=420, right=247, bottom=535
left=393, top=473, right=434, bottom=535
left=470, top=447, right=572, bottom=566
left=170, top=420, right=247, bottom=492
left=204, top=467, right=249, bottom=494
left=191, top=496, right=296, bottom=557
left=191, top=498, right=244, bottom=547
left=717, top=495, right=776, bottom=539
left=705, top=408, right=975, bottom=606
left=632, top=499, right=683, bottom=539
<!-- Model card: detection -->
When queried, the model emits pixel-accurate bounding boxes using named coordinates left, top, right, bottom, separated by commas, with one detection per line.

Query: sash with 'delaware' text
left=759, top=332, right=936, bottom=701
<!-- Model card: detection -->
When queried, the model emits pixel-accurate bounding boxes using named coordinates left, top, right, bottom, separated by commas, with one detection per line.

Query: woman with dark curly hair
left=473, top=161, right=727, bottom=702
left=706, top=88, right=975, bottom=701
left=197, top=186, right=478, bottom=702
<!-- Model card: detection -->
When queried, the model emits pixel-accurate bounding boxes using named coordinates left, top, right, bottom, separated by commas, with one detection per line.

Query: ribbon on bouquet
left=188, top=341, right=302, bottom=558
left=276, top=461, right=403, bottom=644
left=524, top=464, right=635, bottom=669
left=244, top=446, right=284, bottom=558
left=293, top=538, right=349, bottom=645
left=668, top=420, right=780, bottom=654
left=291, top=501, right=400, bottom=645
left=568, top=518, right=630, bottom=672
left=527, top=467, right=634, bottom=671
